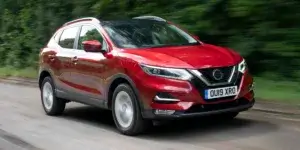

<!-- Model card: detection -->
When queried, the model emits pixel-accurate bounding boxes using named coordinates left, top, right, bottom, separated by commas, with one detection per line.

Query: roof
left=63, top=15, right=167, bottom=27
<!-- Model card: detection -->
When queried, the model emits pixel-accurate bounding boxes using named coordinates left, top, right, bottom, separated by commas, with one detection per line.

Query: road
left=0, top=83, right=299, bottom=150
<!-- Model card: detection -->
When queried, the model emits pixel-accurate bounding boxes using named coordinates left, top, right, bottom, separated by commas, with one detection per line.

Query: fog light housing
left=154, top=109, right=175, bottom=115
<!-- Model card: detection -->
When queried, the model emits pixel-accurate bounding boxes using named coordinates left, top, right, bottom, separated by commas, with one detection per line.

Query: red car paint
left=39, top=16, right=254, bottom=119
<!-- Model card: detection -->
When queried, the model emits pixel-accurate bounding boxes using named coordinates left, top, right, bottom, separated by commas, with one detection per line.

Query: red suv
left=38, top=16, right=255, bottom=135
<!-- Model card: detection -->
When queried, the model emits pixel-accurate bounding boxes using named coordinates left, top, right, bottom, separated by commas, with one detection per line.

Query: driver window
left=77, top=25, right=107, bottom=50
left=151, top=24, right=184, bottom=44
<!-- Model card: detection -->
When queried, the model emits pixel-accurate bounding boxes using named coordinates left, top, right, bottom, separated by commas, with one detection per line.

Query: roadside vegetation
left=0, top=67, right=37, bottom=79
left=0, top=0, right=299, bottom=103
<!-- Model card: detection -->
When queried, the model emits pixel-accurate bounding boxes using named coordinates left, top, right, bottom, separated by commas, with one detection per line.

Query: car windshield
left=101, top=20, right=199, bottom=48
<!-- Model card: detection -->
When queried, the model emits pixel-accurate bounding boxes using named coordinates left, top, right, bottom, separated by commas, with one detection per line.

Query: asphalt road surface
left=0, top=83, right=299, bottom=150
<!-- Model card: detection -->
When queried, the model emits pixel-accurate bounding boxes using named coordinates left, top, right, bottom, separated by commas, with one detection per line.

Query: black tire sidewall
left=112, top=84, right=142, bottom=134
left=41, top=76, right=65, bottom=115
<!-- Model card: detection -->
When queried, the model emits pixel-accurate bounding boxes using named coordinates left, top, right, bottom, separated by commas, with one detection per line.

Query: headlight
left=238, top=59, right=247, bottom=73
left=140, top=64, right=192, bottom=80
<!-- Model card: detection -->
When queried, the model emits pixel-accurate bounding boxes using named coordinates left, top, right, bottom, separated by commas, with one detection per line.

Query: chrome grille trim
left=188, top=66, right=237, bottom=86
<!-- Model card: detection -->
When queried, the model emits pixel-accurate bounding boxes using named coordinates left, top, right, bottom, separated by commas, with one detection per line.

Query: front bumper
left=132, top=64, right=255, bottom=119
left=142, top=98, right=255, bottom=119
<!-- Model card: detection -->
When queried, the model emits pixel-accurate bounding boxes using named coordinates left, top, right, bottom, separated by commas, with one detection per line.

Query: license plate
left=204, top=86, right=238, bottom=99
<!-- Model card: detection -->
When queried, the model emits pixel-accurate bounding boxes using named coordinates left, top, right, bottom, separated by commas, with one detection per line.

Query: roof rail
left=63, top=17, right=100, bottom=26
left=133, top=15, right=167, bottom=22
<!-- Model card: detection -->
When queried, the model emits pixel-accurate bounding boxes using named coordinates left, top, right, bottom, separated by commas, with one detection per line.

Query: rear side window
left=53, top=30, right=62, bottom=43
left=59, top=26, right=79, bottom=49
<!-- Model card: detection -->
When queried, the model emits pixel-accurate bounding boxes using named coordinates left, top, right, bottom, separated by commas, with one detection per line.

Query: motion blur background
left=0, top=0, right=299, bottom=103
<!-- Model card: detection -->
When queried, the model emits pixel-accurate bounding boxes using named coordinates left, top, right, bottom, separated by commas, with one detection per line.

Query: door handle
left=48, top=55, right=56, bottom=61
left=71, top=56, right=78, bottom=63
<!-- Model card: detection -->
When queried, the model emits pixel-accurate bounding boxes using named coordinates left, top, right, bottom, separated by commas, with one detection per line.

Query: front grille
left=199, top=66, right=234, bottom=84
left=185, top=98, right=250, bottom=113
left=189, top=65, right=242, bottom=102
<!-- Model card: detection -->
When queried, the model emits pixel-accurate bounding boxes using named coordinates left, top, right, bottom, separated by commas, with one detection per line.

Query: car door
left=54, top=25, right=81, bottom=100
left=67, top=24, right=112, bottom=107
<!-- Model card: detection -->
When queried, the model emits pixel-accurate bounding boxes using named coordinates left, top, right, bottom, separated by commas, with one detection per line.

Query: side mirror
left=82, top=40, right=103, bottom=52
left=193, top=35, right=200, bottom=40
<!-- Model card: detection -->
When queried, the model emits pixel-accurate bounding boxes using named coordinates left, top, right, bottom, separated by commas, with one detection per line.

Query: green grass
left=254, top=77, right=300, bottom=104
left=0, top=67, right=299, bottom=104
left=0, top=67, right=38, bottom=79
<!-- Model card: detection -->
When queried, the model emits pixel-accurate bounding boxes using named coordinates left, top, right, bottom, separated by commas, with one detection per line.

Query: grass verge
left=254, top=77, right=299, bottom=104
left=0, top=67, right=38, bottom=79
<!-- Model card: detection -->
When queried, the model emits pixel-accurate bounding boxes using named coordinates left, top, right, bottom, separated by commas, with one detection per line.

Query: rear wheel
left=112, top=84, right=150, bottom=136
left=41, top=77, right=66, bottom=116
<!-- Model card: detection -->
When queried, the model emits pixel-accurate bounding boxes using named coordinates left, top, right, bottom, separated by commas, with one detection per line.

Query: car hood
left=118, top=43, right=243, bottom=69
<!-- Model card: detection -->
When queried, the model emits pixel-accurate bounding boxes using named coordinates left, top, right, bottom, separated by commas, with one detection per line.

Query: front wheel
left=112, top=84, right=150, bottom=136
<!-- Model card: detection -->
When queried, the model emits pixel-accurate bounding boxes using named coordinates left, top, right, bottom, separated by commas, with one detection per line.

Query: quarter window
left=53, top=31, right=61, bottom=42
left=59, top=26, right=79, bottom=49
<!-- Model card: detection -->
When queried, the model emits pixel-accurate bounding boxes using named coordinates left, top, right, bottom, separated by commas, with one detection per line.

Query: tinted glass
left=78, top=25, right=107, bottom=50
left=59, top=26, right=79, bottom=49
left=101, top=20, right=198, bottom=48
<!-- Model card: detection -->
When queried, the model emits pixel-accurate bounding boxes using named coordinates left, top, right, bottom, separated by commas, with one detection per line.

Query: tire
left=112, top=84, right=150, bottom=136
left=40, top=76, right=66, bottom=116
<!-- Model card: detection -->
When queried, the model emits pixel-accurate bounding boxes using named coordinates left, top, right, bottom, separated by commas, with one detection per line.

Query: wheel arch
left=107, top=74, right=144, bottom=111
left=38, top=69, right=54, bottom=89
